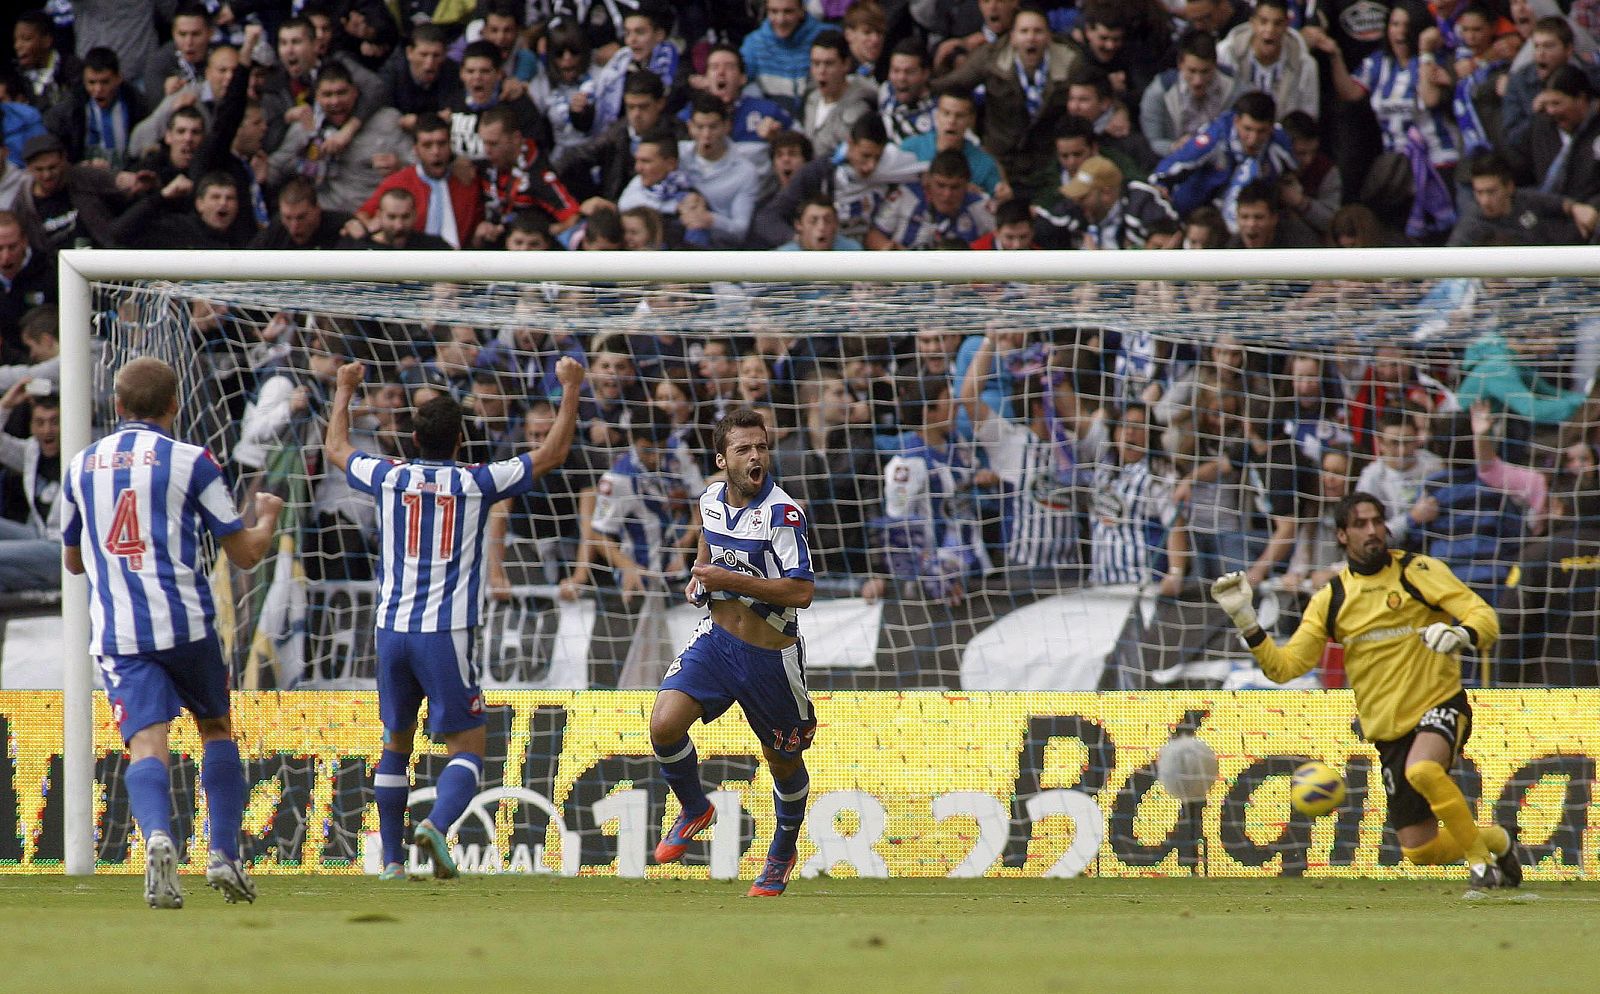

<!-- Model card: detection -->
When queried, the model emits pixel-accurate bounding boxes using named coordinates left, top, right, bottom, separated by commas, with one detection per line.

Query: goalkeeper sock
left=769, top=765, right=810, bottom=859
left=656, top=737, right=709, bottom=818
left=1405, top=760, right=1492, bottom=867
left=201, top=739, right=246, bottom=861
left=374, top=748, right=411, bottom=868
left=1401, top=832, right=1466, bottom=866
left=425, top=752, right=483, bottom=836
left=125, top=757, right=172, bottom=842
left=1480, top=824, right=1510, bottom=858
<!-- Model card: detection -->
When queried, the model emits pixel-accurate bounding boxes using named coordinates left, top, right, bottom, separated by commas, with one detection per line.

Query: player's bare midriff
left=711, top=600, right=797, bottom=651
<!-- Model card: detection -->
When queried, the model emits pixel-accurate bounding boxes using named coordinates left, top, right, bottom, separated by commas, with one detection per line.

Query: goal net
left=44, top=249, right=1600, bottom=878
left=79, top=267, right=1600, bottom=694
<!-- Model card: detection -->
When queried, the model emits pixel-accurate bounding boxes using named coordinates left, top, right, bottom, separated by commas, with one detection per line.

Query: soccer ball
left=1289, top=761, right=1346, bottom=816
left=1156, top=736, right=1219, bottom=803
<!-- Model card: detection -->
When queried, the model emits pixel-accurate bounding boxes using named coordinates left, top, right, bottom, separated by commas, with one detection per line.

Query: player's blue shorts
left=375, top=628, right=487, bottom=737
left=661, top=619, right=816, bottom=755
left=97, top=635, right=230, bottom=743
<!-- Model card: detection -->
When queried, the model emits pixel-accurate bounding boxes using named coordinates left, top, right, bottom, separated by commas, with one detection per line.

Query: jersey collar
left=721, top=473, right=775, bottom=525
left=116, top=419, right=172, bottom=438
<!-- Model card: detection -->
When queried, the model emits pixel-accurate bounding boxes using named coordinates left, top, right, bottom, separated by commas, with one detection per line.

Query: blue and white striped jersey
left=347, top=451, right=543, bottom=632
left=1090, top=455, right=1176, bottom=586
left=1355, top=53, right=1461, bottom=167
left=62, top=422, right=244, bottom=656
left=590, top=445, right=705, bottom=576
left=699, top=476, right=813, bottom=638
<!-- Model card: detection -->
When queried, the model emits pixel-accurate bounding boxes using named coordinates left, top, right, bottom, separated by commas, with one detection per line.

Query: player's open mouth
left=747, top=465, right=763, bottom=484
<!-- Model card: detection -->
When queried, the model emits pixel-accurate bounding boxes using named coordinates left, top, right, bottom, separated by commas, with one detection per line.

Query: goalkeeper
left=1210, top=490, right=1526, bottom=890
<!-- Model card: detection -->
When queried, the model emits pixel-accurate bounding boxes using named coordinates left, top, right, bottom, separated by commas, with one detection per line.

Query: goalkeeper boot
left=654, top=804, right=715, bottom=864
left=378, top=862, right=407, bottom=881
left=1496, top=831, right=1528, bottom=889
left=413, top=821, right=458, bottom=880
left=206, top=850, right=257, bottom=904
left=1467, top=862, right=1504, bottom=894
left=144, top=832, right=183, bottom=910
left=747, top=852, right=797, bottom=897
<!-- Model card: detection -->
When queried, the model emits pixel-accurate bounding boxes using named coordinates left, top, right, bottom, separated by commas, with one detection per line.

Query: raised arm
left=218, top=493, right=287, bottom=571
left=529, top=357, right=586, bottom=477
left=324, top=361, right=365, bottom=473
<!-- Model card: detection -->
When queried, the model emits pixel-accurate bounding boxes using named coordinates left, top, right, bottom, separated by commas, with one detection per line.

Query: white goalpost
left=55, top=244, right=1600, bottom=875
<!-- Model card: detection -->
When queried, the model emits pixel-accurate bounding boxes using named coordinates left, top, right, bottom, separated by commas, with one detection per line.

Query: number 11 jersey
left=347, top=452, right=542, bottom=632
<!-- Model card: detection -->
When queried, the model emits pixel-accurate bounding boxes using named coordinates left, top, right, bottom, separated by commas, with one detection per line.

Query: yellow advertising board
left=0, top=690, right=1593, bottom=879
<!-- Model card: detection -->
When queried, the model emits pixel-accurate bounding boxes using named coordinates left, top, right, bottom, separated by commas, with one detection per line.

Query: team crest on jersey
left=750, top=508, right=763, bottom=529
left=1386, top=591, right=1402, bottom=610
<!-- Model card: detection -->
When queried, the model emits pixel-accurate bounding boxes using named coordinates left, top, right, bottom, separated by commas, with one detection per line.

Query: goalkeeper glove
left=1209, top=571, right=1259, bottom=631
left=1421, top=622, right=1470, bottom=654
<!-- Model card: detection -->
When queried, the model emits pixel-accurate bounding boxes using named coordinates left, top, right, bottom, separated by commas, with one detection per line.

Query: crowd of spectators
left=4, top=0, right=1600, bottom=686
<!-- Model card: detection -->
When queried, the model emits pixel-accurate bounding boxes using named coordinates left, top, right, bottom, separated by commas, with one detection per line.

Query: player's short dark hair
left=1234, top=90, right=1277, bottom=124
left=1236, top=178, right=1280, bottom=213
left=115, top=357, right=180, bottom=420
left=625, top=0, right=673, bottom=32
left=623, top=69, right=665, bottom=99
left=1177, top=28, right=1217, bottom=63
left=690, top=91, right=730, bottom=120
left=897, top=374, right=951, bottom=429
left=380, top=186, right=417, bottom=208
left=995, top=197, right=1032, bottom=229
left=1254, top=0, right=1291, bottom=17
left=927, top=148, right=971, bottom=181
left=413, top=394, right=464, bottom=459
left=1333, top=491, right=1387, bottom=530
left=83, top=47, right=121, bottom=75
left=890, top=37, right=929, bottom=66
left=812, top=29, right=850, bottom=62
left=848, top=113, right=888, bottom=146
left=769, top=130, right=813, bottom=162
left=713, top=407, right=770, bottom=457
left=462, top=40, right=503, bottom=67
left=478, top=103, right=524, bottom=134
left=278, top=15, right=314, bottom=39
left=1469, top=151, right=1515, bottom=184
left=414, top=112, right=448, bottom=137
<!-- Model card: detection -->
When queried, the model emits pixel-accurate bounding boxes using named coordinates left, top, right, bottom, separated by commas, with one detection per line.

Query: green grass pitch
left=1, top=875, right=1593, bottom=993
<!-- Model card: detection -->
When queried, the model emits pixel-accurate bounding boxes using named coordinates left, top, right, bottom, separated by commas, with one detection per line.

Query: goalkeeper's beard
left=1346, top=535, right=1389, bottom=573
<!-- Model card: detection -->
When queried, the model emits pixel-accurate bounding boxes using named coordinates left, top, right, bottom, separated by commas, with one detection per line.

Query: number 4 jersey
left=62, top=422, right=245, bottom=656
left=346, top=451, right=543, bottom=632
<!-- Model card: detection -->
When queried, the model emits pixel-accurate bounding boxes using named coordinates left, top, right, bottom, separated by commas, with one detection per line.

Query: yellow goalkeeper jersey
left=1247, top=550, right=1499, bottom=742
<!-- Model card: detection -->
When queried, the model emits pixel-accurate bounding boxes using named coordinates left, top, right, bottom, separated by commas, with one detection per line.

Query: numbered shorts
left=375, top=628, right=486, bottom=737
left=661, top=620, right=817, bottom=756
left=98, top=636, right=230, bottom=743
left=1374, top=690, right=1473, bottom=831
